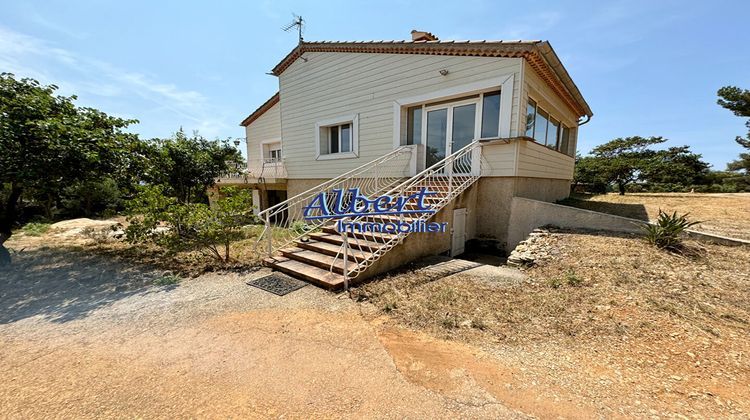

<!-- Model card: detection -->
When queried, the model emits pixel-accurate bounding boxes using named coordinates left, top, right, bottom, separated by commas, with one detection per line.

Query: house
left=221, top=30, right=592, bottom=289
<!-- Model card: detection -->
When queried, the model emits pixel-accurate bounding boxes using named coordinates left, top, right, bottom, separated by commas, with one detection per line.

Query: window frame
left=259, top=139, right=283, bottom=165
left=314, top=114, right=359, bottom=160
left=525, top=97, right=576, bottom=157
left=479, top=90, right=502, bottom=140
left=392, top=75, right=515, bottom=149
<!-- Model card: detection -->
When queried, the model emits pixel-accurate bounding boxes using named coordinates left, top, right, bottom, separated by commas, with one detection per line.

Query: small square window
left=325, top=123, right=352, bottom=154
left=316, top=115, right=358, bottom=159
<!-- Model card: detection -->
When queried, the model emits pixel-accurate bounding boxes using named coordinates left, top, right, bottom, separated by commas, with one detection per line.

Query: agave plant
left=641, top=210, right=701, bottom=251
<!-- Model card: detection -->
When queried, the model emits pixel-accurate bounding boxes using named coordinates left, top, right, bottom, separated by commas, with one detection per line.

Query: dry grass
left=356, top=232, right=750, bottom=344
left=356, top=231, right=750, bottom=416
left=5, top=224, right=278, bottom=277
left=562, top=192, right=750, bottom=240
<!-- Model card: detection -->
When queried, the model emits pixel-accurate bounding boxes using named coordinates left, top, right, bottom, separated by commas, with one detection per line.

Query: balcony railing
left=215, top=158, right=288, bottom=184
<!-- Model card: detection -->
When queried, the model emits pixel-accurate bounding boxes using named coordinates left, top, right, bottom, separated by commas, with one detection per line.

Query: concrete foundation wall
left=507, top=197, right=645, bottom=249
left=474, top=177, right=571, bottom=253
left=506, top=197, right=750, bottom=251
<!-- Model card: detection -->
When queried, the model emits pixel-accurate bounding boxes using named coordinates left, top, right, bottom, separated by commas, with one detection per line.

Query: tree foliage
left=145, top=129, right=242, bottom=204
left=0, top=73, right=140, bottom=244
left=576, top=137, right=714, bottom=194
left=641, top=146, right=710, bottom=186
left=125, top=186, right=256, bottom=263
left=587, top=136, right=666, bottom=194
left=573, top=154, right=608, bottom=193
left=717, top=86, right=750, bottom=179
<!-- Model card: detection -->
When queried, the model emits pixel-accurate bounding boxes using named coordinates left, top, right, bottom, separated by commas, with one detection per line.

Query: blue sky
left=1, top=0, right=748, bottom=168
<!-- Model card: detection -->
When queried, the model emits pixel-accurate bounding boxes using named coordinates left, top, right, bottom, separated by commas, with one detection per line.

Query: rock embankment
left=507, top=228, right=561, bottom=267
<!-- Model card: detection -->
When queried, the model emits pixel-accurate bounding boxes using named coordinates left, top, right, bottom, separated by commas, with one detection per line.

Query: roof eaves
left=240, top=92, right=280, bottom=127
left=534, top=41, right=593, bottom=118
left=269, top=39, right=591, bottom=119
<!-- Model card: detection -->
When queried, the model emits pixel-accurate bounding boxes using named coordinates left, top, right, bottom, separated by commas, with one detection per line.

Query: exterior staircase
left=257, top=141, right=483, bottom=290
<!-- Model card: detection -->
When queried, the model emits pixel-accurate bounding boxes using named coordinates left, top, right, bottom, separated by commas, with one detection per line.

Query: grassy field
left=357, top=230, right=750, bottom=417
left=561, top=192, right=750, bottom=240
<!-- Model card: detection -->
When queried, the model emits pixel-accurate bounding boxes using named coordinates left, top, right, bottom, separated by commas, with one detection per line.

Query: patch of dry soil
left=358, top=230, right=750, bottom=417
left=0, top=248, right=527, bottom=419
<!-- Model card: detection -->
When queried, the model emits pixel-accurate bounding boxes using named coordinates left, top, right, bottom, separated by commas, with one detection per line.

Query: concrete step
left=295, top=239, right=374, bottom=262
left=262, top=256, right=344, bottom=290
left=279, top=247, right=346, bottom=274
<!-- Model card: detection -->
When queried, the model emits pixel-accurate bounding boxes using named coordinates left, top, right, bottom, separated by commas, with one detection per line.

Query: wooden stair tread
left=262, top=256, right=344, bottom=290
left=308, top=232, right=382, bottom=251
left=279, top=247, right=346, bottom=272
left=322, top=226, right=397, bottom=242
left=295, top=239, right=373, bottom=261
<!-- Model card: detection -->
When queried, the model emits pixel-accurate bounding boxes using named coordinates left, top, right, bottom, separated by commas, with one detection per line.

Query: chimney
left=411, top=30, right=438, bottom=42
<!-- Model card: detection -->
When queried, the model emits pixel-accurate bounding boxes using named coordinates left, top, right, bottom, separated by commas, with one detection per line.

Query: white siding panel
left=279, top=52, right=522, bottom=179
left=244, top=102, right=281, bottom=174
left=515, top=140, right=575, bottom=180
left=480, top=142, right=517, bottom=177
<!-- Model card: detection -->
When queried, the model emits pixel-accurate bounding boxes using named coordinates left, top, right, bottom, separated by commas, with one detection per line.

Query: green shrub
left=290, top=220, right=315, bottom=235
left=641, top=210, right=700, bottom=251
left=153, top=274, right=181, bottom=286
left=565, top=270, right=584, bottom=286
left=126, top=186, right=257, bottom=262
left=22, top=222, right=51, bottom=236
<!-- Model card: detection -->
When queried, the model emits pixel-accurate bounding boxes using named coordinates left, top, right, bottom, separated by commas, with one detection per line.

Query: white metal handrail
left=255, top=146, right=415, bottom=256
left=331, top=140, right=485, bottom=282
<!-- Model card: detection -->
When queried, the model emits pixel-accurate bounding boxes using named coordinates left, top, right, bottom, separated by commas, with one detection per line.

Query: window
left=324, top=123, right=351, bottom=154
left=404, top=90, right=502, bottom=146
left=533, top=108, right=549, bottom=145
left=559, top=125, right=570, bottom=155
left=547, top=118, right=560, bottom=150
left=525, top=98, right=576, bottom=156
left=406, top=106, right=422, bottom=145
left=480, top=91, right=501, bottom=138
left=525, top=99, right=536, bottom=137
left=261, top=141, right=282, bottom=163
left=315, top=114, right=359, bottom=160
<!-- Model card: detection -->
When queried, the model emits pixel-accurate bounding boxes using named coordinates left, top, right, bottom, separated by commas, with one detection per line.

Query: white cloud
left=30, top=13, right=88, bottom=40
left=0, top=25, right=232, bottom=139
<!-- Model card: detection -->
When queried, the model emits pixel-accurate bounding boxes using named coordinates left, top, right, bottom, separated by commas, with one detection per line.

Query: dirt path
left=0, top=248, right=535, bottom=419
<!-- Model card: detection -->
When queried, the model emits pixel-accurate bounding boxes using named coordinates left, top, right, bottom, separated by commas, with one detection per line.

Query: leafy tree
left=60, top=177, right=122, bottom=218
left=573, top=154, right=608, bottom=193
left=0, top=73, right=140, bottom=249
left=641, top=146, right=711, bottom=186
left=588, top=136, right=666, bottom=195
left=126, top=186, right=256, bottom=262
left=717, top=86, right=750, bottom=178
left=145, top=129, right=242, bottom=204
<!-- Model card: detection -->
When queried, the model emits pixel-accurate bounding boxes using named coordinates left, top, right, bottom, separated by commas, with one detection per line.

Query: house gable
left=271, top=40, right=591, bottom=119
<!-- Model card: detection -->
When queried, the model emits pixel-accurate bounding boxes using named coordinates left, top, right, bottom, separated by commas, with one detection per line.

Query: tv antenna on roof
left=282, top=14, right=304, bottom=44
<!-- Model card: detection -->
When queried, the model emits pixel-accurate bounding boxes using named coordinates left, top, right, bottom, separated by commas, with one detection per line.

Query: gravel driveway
left=0, top=247, right=524, bottom=419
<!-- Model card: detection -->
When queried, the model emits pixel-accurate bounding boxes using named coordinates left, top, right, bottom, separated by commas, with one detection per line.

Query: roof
left=240, top=92, right=279, bottom=127
left=270, top=40, right=592, bottom=119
